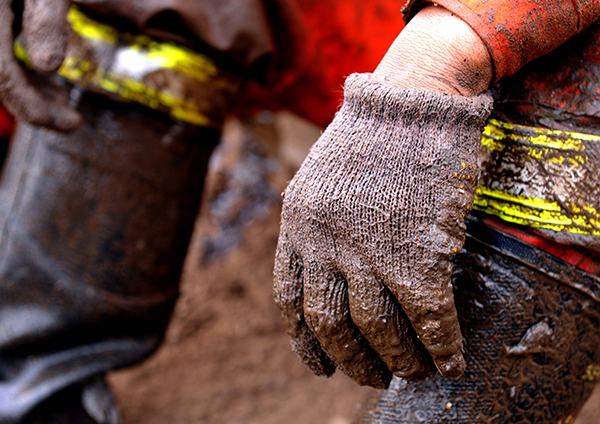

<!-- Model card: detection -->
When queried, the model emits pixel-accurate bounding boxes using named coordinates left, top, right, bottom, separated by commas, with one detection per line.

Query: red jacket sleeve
left=403, top=0, right=600, bottom=81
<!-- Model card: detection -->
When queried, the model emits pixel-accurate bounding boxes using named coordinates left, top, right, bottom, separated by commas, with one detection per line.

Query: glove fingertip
left=29, top=47, right=66, bottom=74
left=434, top=352, right=466, bottom=378
left=291, top=339, right=336, bottom=377
left=22, top=0, right=70, bottom=74
left=392, top=356, right=435, bottom=381
left=290, top=325, right=336, bottom=377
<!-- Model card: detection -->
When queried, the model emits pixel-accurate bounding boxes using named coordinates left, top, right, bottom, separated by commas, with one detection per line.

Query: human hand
left=274, top=73, right=492, bottom=387
left=0, top=0, right=80, bottom=130
left=274, top=5, right=493, bottom=388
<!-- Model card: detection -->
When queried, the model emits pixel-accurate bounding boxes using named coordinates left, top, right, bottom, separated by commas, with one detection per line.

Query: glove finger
left=303, top=262, right=392, bottom=388
left=23, top=0, right=69, bottom=72
left=345, top=270, right=433, bottom=380
left=273, top=234, right=335, bottom=376
left=388, top=266, right=465, bottom=378
left=289, top=322, right=336, bottom=377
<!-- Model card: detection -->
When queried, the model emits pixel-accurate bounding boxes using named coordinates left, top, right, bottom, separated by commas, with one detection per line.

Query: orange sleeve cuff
left=403, top=0, right=600, bottom=81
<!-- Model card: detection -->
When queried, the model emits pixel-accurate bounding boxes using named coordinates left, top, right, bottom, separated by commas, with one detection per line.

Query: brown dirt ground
left=107, top=114, right=600, bottom=424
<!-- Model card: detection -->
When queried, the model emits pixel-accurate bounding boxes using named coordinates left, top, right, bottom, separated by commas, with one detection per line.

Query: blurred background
left=105, top=112, right=377, bottom=424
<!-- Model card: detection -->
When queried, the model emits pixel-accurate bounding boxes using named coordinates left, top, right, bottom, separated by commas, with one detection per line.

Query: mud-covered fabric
left=0, top=93, right=216, bottom=424
left=484, top=20, right=600, bottom=254
left=274, top=73, right=492, bottom=388
left=358, top=215, right=600, bottom=423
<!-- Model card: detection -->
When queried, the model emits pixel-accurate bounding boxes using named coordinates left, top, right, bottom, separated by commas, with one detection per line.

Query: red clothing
left=405, top=0, right=600, bottom=80
left=0, top=105, right=13, bottom=138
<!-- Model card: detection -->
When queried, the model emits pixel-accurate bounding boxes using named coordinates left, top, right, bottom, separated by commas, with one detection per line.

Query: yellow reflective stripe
left=474, top=188, right=574, bottom=227
left=474, top=185, right=600, bottom=236
left=482, top=119, right=593, bottom=166
left=58, top=56, right=212, bottom=127
left=473, top=119, right=600, bottom=235
left=135, top=42, right=218, bottom=82
left=67, top=7, right=219, bottom=82
left=473, top=198, right=600, bottom=236
left=14, top=7, right=236, bottom=127
left=67, top=7, right=119, bottom=45
left=484, top=118, right=596, bottom=150
left=477, top=119, right=600, bottom=235
left=475, top=186, right=561, bottom=212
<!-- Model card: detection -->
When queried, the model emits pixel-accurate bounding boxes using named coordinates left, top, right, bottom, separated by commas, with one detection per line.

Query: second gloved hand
left=0, top=0, right=80, bottom=130
left=0, top=0, right=81, bottom=130
left=274, top=73, right=492, bottom=388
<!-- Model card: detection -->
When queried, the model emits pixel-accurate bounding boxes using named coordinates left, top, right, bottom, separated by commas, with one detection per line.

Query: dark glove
left=0, top=0, right=80, bottom=130
left=274, top=73, right=492, bottom=388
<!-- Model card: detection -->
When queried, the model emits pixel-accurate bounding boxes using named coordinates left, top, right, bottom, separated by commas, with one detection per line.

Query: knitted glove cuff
left=342, top=73, right=492, bottom=138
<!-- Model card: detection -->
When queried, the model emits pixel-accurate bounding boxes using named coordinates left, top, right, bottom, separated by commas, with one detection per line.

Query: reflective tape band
left=66, top=7, right=222, bottom=83
left=475, top=118, right=600, bottom=236
left=15, top=6, right=238, bottom=127
left=473, top=186, right=600, bottom=235
left=67, top=6, right=119, bottom=45
left=481, top=118, right=591, bottom=163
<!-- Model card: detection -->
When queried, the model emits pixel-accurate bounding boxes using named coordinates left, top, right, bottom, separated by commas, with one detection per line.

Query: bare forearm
left=402, top=0, right=600, bottom=82
left=373, top=5, right=492, bottom=96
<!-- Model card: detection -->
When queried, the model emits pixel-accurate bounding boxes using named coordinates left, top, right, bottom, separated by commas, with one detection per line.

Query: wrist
left=372, top=5, right=492, bottom=96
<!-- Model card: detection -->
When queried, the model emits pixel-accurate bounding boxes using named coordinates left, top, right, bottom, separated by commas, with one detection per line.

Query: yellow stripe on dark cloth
left=15, top=7, right=238, bottom=127
left=482, top=118, right=590, bottom=164
left=474, top=118, right=600, bottom=236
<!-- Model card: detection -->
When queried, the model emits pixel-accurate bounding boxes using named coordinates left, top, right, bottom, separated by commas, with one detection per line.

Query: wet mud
left=107, top=114, right=378, bottom=424
left=100, top=114, right=600, bottom=424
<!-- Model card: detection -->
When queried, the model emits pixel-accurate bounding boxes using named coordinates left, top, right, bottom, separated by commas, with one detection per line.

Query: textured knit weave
left=274, top=73, right=492, bottom=388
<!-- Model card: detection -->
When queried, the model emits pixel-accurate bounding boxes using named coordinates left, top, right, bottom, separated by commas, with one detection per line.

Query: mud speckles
left=581, top=364, right=600, bottom=382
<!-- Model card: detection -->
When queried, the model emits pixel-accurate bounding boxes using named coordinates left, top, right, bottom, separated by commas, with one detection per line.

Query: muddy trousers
left=0, top=93, right=218, bottom=424
left=359, top=215, right=600, bottom=424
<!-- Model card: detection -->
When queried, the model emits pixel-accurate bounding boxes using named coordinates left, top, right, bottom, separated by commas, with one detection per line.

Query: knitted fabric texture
left=274, top=73, right=492, bottom=388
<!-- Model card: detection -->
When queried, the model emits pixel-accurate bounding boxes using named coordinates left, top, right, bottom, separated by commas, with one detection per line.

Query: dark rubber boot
left=358, top=216, right=600, bottom=423
left=0, top=93, right=218, bottom=423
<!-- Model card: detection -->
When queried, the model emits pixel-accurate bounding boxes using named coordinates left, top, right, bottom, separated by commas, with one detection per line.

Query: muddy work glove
left=274, top=73, right=492, bottom=388
left=0, top=0, right=80, bottom=130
